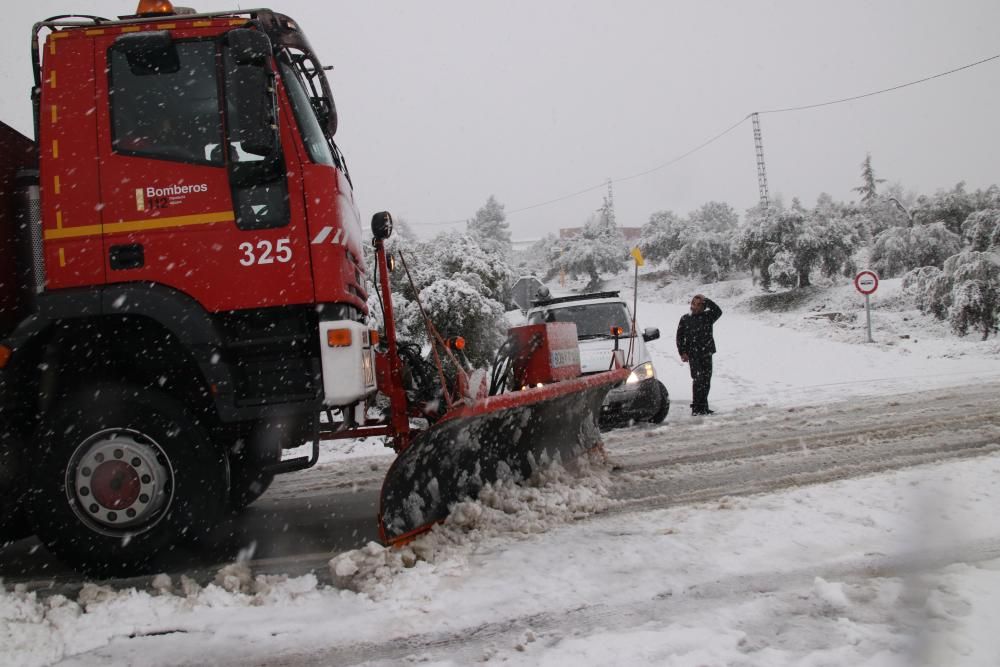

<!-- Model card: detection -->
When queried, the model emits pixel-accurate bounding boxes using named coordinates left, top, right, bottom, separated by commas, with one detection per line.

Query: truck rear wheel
left=29, top=385, right=229, bottom=575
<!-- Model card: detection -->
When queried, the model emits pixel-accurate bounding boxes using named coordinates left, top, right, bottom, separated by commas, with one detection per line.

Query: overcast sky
left=2, top=1, right=998, bottom=239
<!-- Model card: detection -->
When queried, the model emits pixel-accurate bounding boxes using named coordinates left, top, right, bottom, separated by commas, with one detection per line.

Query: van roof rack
left=531, top=291, right=620, bottom=307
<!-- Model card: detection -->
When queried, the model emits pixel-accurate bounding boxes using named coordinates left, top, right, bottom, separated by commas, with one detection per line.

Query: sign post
left=626, top=247, right=645, bottom=365
left=853, top=270, right=879, bottom=343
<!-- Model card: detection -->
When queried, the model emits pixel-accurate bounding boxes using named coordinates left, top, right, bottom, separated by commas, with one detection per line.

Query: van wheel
left=649, top=381, right=670, bottom=423
left=29, top=384, right=228, bottom=576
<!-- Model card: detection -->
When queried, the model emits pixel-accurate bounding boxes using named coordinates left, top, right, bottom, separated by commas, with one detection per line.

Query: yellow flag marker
left=631, top=247, right=644, bottom=267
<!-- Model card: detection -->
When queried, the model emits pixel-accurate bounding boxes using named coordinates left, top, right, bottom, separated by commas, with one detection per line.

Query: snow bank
left=7, top=454, right=1000, bottom=665
left=0, top=571, right=322, bottom=667
left=329, top=453, right=613, bottom=596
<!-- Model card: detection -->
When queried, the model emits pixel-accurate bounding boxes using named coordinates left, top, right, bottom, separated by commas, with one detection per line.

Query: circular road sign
left=854, top=270, right=879, bottom=295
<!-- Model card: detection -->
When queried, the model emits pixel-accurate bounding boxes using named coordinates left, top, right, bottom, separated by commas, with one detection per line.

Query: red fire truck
left=0, top=1, right=625, bottom=574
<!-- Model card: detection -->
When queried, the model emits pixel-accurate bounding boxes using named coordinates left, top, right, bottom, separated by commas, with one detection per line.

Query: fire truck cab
left=0, top=3, right=376, bottom=572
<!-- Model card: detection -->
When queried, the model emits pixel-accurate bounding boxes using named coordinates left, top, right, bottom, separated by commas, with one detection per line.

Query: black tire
left=28, top=384, right=229, bottom=575
left=0, top=435, right=32, bottom=544
left=649, top=381, right=670, bottom=423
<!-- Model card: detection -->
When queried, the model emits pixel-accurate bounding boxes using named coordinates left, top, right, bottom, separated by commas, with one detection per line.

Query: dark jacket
left=676, top=298, right=722, bottom=358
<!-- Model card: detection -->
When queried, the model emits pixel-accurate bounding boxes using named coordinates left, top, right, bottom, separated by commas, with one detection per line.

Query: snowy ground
left=4, top=271, right=1000, bottom=665
left=5, top=452, right=1000, bottom=666
left=620, top=271, right=1000, bottom=413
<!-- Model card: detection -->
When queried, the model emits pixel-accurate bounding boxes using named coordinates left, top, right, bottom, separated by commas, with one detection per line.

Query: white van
left=526, top=291, right=669, bottom=425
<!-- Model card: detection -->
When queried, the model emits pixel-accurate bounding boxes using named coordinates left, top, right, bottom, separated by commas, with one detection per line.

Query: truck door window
left=109, top=41, right=223, bottom=166
left=223, top=45, right=290, bottom=230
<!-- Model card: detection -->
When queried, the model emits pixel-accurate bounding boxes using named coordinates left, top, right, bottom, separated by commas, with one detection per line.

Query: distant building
left=559, top=226, right=642, bottom=241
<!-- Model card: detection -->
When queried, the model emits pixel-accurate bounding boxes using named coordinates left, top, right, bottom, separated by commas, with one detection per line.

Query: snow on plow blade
left=378, top=368, right=629, bottom=544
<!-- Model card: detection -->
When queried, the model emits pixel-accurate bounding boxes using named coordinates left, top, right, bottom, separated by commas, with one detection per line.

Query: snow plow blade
left=378, top=368, right=629, bottom=544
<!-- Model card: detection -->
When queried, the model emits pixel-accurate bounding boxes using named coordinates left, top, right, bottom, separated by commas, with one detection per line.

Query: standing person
left=676, top=294, right=722, bottom=416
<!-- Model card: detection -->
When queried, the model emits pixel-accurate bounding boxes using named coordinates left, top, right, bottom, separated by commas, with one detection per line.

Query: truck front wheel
left=29, top=385, right=229, bottom=575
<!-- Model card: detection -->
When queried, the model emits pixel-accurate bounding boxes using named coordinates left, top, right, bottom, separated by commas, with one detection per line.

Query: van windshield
left=530, top=303, right=631, bottom=338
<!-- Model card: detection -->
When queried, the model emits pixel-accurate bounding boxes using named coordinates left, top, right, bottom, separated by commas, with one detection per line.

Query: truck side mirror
left=114, top=31, right=179, bottom=75
left=642, top=327, right=660, bottom=342
left=228, top=29, right=272, bottom=65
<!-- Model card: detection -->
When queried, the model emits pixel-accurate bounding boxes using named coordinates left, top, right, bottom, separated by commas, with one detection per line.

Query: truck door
left=95, top=31, right=313, bottom=312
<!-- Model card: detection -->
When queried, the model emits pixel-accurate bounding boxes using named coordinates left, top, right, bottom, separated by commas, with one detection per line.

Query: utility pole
left=751, top=113, right=770, bottom=208
left=604, top=177, right=616, bottom=227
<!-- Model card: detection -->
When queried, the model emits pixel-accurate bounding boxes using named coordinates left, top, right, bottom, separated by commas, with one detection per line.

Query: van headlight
left=626, top=361, right=655, bottom=385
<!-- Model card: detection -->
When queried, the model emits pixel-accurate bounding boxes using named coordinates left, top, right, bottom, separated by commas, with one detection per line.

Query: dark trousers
left=689, top=354, right=713, bottom=413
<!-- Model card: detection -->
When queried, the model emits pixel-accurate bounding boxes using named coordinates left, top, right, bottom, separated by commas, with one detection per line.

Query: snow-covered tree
left=902, top=266, right=952, bottom=319
left=398, top=279, right=508, bottom=367
left=736, top=204, right=858, bottom=288
left=766, top=249, right=798, bottom=289
left=802, top=212, right=860, bottom=286
left=687, top=201, right=738, bottom=233
left=669, top=232, right=732, bottom=282
left=365, top=231, right=514, bottom=367
left=466, top=195, right=511, bottom=254
left=852, top=153, right=885, bottom=206
left=869, top=222, right=962, bottom=277
left=428, top=233, right=514, bottom=306
left=972, top=185, right=1000, bottom=211
left=911, top=182, right=975, bottom=234
left=638, top=210, right=685, bottom=263
left=556, top=214, right=627, bottom=290
left=950, top=280, right=999, bottom=340
left=735, top=205, right=784, bottom=290
left=904, top=250, right=1000, bottom=339
left=961, top=209, right=1000, bottom=251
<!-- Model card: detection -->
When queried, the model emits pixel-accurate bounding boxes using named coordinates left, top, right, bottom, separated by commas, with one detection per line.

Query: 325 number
left=239, top=239, right=293, bottom=266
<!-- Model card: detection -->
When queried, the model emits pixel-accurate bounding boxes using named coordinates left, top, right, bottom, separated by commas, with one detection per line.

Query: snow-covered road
left=5, top=382, right=1000, bottom=666
left=5, top=285, right=1000, bottom=665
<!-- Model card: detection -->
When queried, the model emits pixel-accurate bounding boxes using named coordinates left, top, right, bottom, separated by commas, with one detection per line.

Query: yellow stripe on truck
left=43, top=210, right=235, bottom=240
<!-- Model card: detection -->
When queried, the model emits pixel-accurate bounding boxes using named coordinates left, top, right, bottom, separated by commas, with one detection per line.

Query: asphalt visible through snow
left=2, top=382, right=999, bottom=595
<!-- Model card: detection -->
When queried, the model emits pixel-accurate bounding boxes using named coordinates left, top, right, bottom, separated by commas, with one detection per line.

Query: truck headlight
left=626, top=361, right=655, bottom=385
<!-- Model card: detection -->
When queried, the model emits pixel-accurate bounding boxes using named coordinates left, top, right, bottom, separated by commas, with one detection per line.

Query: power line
left=612, top=115, right=749, bottom=185
left=412, top=50, right=1000, bottom=227
left=413, top=115, right=748, bottom=227
left=757, top=52, right=1000, bottom=115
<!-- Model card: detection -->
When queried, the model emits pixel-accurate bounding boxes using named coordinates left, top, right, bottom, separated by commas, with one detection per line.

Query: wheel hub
left=68, top=429, right=173, bottom=534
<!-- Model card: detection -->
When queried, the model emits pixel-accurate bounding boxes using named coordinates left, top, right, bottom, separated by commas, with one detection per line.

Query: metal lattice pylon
left=751, top=113, right=769, bottom=208
left=604, top=178, right=616, bottom=227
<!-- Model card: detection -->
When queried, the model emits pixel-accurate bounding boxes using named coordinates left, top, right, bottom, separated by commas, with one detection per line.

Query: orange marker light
left=368, top=330, right=380, bottom=346
left=327, top=328, right=352, bottom=347
left=0, top=345, right=11, bottom=369
left=136, top=0, right=175, bottom=16
left=610, top=326, right=624, bottom=337
left=448, top=336, right=466, bottom=351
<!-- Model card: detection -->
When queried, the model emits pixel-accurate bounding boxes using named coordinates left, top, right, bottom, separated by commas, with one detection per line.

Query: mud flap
left=378, top=369, right=628, bottom=544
